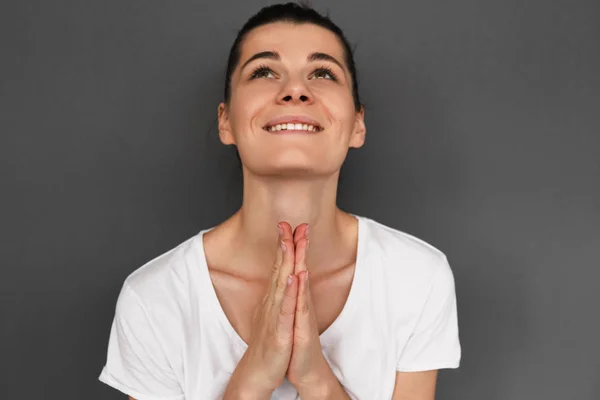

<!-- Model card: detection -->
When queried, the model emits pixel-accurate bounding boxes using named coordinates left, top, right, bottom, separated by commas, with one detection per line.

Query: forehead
left=239, top=22, right=346, bottom=64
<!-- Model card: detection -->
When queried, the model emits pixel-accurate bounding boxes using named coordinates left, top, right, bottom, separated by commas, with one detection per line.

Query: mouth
left=263, top=123, right=323, bottom=133
left=262, top=115, right=324, bottom=133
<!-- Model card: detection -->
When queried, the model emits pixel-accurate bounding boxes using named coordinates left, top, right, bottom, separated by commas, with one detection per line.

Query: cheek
left=229, top=85, right=273, bottom=132
left=313, top=86, right=356, bottom=125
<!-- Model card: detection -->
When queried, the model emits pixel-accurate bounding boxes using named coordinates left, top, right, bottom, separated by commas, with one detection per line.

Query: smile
left=264, top=123, right=322, bottom=133
left=262, top=115, right=324, bottom=133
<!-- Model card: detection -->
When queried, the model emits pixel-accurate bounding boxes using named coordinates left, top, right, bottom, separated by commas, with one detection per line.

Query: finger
left=270, top=222, right=290, bottom=288
left=274, top=222, right=285, bottom=267
left=293, top=223, right=309, bottom=246
left=293, top=234, right=309, bottom=275
left=276, top=273, right=298, bottom=341
left=294, top=270, right=313, bottom=343
left=272, top=222, right=296, bottom=304
left=268, top=223, right=285, bottom=300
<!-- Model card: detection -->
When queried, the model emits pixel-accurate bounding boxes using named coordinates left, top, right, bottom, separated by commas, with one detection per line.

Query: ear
left=349, top=106, right=366, bottom=149
left=217, top=102, right=236, bottom=145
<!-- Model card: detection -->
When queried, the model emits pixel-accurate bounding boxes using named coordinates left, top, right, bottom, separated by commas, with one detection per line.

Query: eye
left=312, top=67, right=338, bottom=81
left=250, top=65, right=275, bottom=80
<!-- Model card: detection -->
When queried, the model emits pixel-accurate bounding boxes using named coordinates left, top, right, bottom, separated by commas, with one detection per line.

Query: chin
left=240, top=148, right=344, bottom=177
left=246, top=160, right=325, bottom=177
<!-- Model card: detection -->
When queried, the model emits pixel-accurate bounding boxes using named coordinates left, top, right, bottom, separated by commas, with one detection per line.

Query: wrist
left=224, top=355, right=276, bottom=400
left=233, top=385, right=273, bottom=400
left=295, top=368, right=346, bottom=400
left=223, top=374, right=274, bottom=400
left=296, top=380, right=332, bottom=399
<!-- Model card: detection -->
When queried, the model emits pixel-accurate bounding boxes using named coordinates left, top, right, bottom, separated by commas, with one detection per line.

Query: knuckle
left=279, top=305, right=294, bottom=318
left=271, top=261, right=280, bottom=276
left=275, top=277, right=286, bottom=292
left=293, top=332, right=311, bottom=346
left=298, top=302, right=310, bottom=315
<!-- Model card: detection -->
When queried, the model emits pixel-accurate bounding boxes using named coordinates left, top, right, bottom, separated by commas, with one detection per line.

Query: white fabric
left=99, top=215, right=461, bottom=399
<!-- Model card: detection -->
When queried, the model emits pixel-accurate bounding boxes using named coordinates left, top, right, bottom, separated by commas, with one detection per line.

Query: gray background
left=1, top=0, right=598, bottom=399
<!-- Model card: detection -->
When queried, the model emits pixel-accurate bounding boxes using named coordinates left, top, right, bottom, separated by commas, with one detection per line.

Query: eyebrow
left=240, top=51, right=345, bottom=72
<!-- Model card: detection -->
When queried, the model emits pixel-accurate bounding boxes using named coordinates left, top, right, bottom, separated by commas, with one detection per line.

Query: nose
left=277, top=78, right=313, bottom=105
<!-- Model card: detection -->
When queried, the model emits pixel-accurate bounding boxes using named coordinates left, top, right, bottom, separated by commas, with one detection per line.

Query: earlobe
left=350, top=106, right=366, bottom=149
left=217, top=102, right=236, bottom=145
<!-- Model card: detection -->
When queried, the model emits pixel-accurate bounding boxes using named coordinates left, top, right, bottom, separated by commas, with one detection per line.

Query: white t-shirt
left=98, top=214, right=461, bottom=400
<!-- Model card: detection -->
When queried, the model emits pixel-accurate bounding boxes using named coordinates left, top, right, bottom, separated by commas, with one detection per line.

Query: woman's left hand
left=286, top=224, right=337, bottom=396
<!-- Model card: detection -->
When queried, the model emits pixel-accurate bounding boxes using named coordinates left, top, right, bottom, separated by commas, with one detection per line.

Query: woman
left=99, top=3, right=461, bottom=399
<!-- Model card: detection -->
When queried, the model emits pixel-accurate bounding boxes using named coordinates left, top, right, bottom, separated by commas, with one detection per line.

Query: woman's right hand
left=223, top=222, right=298, bottom=399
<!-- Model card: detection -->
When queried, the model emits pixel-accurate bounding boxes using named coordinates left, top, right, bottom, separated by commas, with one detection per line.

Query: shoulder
left=100, top=233, right=212, bottom=396
left=356, top=215, right=458, bottom=325
left=359, top=215, right=450, bottom=279
left=126, top=234, right=200, bottom=293
left=115, top=229, right=210, bottom=317
left=108, top=228, right=214, bottom=361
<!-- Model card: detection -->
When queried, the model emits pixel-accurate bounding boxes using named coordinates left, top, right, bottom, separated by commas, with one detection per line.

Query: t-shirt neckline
left=194, top=214, right=367, bottom=351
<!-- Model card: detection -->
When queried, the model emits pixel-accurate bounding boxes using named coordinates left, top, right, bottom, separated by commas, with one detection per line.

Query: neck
left=227, top=170, right=355, bottom=278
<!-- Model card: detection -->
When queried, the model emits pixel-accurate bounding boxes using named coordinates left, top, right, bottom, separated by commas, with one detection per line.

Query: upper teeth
left=266, top=123, right=319, bottom=132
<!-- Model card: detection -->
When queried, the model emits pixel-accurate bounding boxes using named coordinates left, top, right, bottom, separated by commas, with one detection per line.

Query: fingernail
left=287, top=274, right=293, bottom=286
left=306, top=239, right=310, bottom=251
left=305, top=271, right=309, bottom=282
left=278, top=224, right=283, bottom=236
left=281, top=240, right=286, bottom=252
left=305, top=224, right=309, bottom=237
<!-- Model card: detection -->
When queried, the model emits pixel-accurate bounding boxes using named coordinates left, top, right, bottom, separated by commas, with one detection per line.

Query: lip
left=262, top=114, right=324, bottom=132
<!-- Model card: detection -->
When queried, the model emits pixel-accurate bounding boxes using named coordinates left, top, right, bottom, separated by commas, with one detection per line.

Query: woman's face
left=218, top=22, right=366, bottom=178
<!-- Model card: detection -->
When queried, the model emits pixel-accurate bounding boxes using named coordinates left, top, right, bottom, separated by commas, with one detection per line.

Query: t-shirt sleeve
left=98, top=283, right=184, bottom=400
left=396, top=255, right=461, bottom=372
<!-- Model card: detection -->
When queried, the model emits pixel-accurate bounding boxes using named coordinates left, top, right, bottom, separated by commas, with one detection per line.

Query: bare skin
left=204, top=209, right=358, bottom=346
